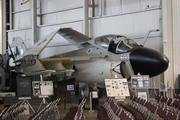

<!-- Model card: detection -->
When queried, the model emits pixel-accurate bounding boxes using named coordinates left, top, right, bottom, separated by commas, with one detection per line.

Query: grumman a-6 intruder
left=8, top=27, right=169, bottom=87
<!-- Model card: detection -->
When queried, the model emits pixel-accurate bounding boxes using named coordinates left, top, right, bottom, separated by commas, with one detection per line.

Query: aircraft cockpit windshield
left=116, top=38, right=139, bottom=54
left=12, top=45, right=24, bottom=58
left=94, top=35, right=126, bottom=50
left=95, top=35, right=139, bottom=54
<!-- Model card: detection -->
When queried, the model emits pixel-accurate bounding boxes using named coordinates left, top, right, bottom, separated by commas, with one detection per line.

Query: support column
left=32, top=0, right=37, bottom=44
left=0, top=0, right=2, bottom=54
left=1, top=0, right=6, bottom=54
left=83, top=0, right=89, bottom=36
left=9, top=0, right=12, bottom=30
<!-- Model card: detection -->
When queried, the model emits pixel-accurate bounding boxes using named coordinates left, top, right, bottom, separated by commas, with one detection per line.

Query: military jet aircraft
left=10, top=27, right=169, bottom=84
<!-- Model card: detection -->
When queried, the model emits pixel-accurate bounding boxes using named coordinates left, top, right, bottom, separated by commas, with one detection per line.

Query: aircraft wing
left=15, top=27, right=92, bottom=61
left=58, top=28, right=91, bottom=49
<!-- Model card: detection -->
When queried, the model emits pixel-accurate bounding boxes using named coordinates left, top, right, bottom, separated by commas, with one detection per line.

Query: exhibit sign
left=67, top=85, right=74, bottom=91
left=135, top=89, right=149, bottom=101
left=104, top=78, right=130, bottom=97
left=32, top=81, right=54, bottom=96
left=131, top=75, right=149, bottom=88
left=92, top=91, right=98, bottom=99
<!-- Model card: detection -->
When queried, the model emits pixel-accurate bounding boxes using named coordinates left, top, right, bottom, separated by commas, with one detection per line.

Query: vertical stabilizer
left=10, top=37, right=27, bottom=60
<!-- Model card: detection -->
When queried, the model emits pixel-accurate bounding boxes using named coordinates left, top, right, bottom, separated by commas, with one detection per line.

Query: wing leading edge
left=12, top=27, right=92, bottom=62
left=58, top=28, right=92, bottom=48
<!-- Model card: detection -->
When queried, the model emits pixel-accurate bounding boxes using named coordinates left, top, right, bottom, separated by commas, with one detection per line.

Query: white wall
left=162, top=0, right=180, bottom=91
left=7, top=0, right=163, bottom=89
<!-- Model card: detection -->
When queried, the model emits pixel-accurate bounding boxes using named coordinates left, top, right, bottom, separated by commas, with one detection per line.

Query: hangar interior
left=0, top=0, right=179, bottom=120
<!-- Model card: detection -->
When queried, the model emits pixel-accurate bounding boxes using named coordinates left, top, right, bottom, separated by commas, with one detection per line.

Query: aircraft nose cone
left=130, top=47, right=169, bottom=77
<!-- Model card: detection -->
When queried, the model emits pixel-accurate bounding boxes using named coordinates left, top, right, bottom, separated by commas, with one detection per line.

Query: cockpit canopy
left=94, top=35, right=140, bottom=54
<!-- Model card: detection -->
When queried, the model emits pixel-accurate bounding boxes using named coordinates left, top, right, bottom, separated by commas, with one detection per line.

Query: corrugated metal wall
left=163, top=0, right=180, bottom=90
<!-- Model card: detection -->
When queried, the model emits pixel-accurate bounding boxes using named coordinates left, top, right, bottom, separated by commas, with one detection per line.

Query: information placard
left=131, top=75, right=149, bottom=88
left=104, top=78, right=130, bottom=97
left=67, top=85, right=74, bottom=91
left=92, top=91, right=98, bottom=99
left=135, top=89, right=149, bottom=101
left=32, top=81, right=54, bottom=96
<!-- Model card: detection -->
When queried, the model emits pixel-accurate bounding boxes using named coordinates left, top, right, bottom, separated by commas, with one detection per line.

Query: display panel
left=58, top=78, right=75, bottom=92
left=135, top=89, right=149, bottom=101
left=16, top=76, right=32, bottom=97
left=32, top=81, right=53, bottom=96
left=92, top=91, right=98, bottom=99
left=104, top=78, right=130, bottom=97
left=67, top=85, right=74, bottom=91
left=131, top=75, right=149, bottom=88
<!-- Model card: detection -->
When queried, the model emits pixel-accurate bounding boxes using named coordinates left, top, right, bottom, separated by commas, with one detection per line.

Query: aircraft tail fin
left=21, top=0, right=30, bottom=5
left=10, top=37, right=27, bottom=61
